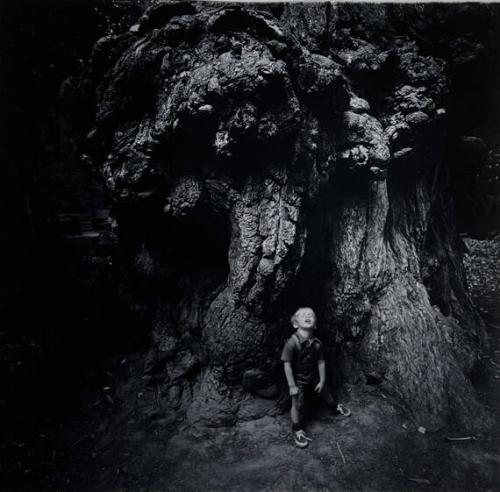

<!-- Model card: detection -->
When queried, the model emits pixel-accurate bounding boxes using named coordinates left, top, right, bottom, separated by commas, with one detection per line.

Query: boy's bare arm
left=283, top=362, right=299, bottom=395
left=315, top=360, right=326, bottom=392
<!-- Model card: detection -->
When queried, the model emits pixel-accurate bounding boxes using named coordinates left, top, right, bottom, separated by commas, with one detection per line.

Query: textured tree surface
left=69, top=1, right=500, bottom=430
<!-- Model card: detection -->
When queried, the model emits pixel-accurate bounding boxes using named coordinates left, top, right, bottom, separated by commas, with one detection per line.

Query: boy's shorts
left=291, top=381, right=337, bottom=429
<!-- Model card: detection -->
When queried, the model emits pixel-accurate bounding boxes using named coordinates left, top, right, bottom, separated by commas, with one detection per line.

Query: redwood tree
left=70, top=1, right=498, bottom=429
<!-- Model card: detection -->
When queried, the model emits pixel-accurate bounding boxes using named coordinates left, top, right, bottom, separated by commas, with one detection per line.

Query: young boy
left=281, top=307, right=351, bottom=448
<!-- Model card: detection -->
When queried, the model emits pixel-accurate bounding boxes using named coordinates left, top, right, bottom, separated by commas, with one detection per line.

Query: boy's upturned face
left=293, top=308, right=316, bottom=330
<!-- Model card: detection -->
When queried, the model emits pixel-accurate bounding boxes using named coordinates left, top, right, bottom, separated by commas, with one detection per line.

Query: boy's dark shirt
left=281, top=331, right=324, bottom=386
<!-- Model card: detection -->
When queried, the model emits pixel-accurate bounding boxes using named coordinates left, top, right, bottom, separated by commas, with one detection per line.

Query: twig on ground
left=336, top=442, right=346, bottom=465
left=408, top=477, right=431, bottom=485
left=445, top=436, right=474, bottom=441
left=70, top=434, right=88, bottom=448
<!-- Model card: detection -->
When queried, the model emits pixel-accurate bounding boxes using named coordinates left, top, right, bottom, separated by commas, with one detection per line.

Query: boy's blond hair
left=290, top=307, right=317, bottom=327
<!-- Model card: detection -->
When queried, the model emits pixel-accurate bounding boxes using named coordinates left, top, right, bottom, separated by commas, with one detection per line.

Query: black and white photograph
left=1, top=0, right=500, bottom=490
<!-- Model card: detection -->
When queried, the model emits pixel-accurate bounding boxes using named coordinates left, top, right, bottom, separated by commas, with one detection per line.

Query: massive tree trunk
left=68, top=2, right=498, bottom=430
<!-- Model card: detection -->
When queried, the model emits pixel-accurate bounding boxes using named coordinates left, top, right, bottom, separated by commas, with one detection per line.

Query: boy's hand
left=289, top=385, right=299, bottom=396
left=315, top=381, right=325, bottom=393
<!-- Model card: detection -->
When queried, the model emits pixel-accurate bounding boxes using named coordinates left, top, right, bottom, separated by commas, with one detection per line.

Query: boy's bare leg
left=290, top=389, right=312, bottom=448
left=291, top=391, right=305, bottom=430
left=320, top=383, right=351, bottom=416
left=319, top=382, right=337, bottom=409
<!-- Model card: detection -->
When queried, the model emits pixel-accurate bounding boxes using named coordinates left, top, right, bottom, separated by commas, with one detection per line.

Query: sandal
left=336, top=404, right=351, bottom=417
left=293, top=429, right=312, bottom=448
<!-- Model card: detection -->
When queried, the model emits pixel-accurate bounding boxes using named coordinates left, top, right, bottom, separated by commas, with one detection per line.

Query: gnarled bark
left=71, top=2, right=497, bottom=429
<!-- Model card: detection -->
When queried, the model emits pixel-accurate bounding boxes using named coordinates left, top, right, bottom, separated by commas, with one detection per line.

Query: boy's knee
left=292, top=392, right=305, bottom=411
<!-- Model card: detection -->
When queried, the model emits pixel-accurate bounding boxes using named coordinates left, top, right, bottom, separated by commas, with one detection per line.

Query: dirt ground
left=46, top=388, right=500, bottom=492
left=2, top=237, right=500, bottom=491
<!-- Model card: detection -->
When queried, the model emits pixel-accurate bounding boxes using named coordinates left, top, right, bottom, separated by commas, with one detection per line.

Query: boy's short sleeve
left=281, top=337, right=296, bottom=363
left=316, top=339, right=325, bottom=361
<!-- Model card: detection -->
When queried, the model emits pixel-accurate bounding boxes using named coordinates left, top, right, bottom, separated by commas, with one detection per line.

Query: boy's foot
left=293, top=430, right=312, bottom=448
left=335, top=404, right=351, bottom=417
